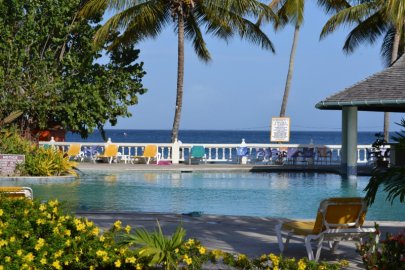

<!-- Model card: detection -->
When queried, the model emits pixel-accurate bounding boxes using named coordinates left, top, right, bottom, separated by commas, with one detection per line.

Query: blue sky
left=106, top=1, right=404, bottom=132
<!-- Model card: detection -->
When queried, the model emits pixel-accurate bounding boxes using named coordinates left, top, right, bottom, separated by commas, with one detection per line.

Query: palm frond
left=365, top=166, right=405, bottom=206
left=200, top=0, right=275, bottom=52
left=273, top=0, right=304, bottom=29
left=317, top=0, right=351, bottom=14
left=342, top=10, right=388, bottom=53
left=320, top=2, right=377, bottom=39
left=95, top=1, right=169, bottom=48
left=79, top=0, right=109, bottom=18
left=380, top=26, right=396, bottom=67
left=184, top=12, right=211, bottom=62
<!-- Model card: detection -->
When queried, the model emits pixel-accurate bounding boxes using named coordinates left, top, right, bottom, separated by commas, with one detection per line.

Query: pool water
left=3, top=171, right=405, bottom=221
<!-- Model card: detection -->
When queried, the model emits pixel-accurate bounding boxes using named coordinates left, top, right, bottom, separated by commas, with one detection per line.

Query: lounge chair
left=0, top=186, right=33, bottom=199
left=132, top=145, right=161, bottom=164
left=66, top=144, right=84, bottom=161
left=188, top=146, right=207, bottom=164
left=236, top=146, right=249, bottom=164
left=95, top=144, right=119, bottom=164
left=317, top=146, right=332, bottom=164
left=275, top=197, right=377, bottom=261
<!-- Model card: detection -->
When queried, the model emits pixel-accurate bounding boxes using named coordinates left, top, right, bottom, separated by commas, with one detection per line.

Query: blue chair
left=236, top=147, right=249, bottom=164
left=188, top=146, right=207, bottom=164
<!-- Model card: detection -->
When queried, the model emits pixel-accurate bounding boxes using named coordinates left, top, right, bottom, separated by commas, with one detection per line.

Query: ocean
left=66, top=129, right=384, bottom=145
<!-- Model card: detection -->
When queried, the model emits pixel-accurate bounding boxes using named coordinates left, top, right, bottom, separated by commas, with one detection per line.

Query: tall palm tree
left=318, top=0, right=405, bottom=142
left=80, top=0, right=276, bottom=142
left=258, top=0, right=304, bottom=117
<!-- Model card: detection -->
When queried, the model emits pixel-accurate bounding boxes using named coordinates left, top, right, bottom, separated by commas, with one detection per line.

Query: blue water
left=4, top=171, right=405, bottom=221
left=66, top=129, right=382, bottom=145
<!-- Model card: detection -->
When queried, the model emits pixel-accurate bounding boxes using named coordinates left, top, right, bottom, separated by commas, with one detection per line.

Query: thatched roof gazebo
left=316, top=55, right=405, bottom=177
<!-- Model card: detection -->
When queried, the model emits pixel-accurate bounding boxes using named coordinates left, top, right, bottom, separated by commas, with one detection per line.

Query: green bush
left=0, top=127, right=76, bottom=176
left=0, top=197, right=349, bottom=269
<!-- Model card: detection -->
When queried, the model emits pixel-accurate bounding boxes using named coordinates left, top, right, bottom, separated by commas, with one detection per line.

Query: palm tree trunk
left=384, top=28, right=401, bottom=142
left=280, top=24, right=300, bottom=117
left=171, top=14, right=185, bottom=143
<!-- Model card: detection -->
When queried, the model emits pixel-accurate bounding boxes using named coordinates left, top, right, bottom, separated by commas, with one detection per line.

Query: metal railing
left=39, top=138, right=382, bottom=165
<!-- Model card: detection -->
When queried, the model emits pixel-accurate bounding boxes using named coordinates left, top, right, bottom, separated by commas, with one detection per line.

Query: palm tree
left=258, top=0, right=304, bottom=117
left=318, top=0, right=405, bottom=142
left=80, top=0, right=276, bottom=142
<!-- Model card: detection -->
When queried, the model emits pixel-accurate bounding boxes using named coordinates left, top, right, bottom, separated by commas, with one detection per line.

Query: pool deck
left=76, top=163, right=403, bottom=269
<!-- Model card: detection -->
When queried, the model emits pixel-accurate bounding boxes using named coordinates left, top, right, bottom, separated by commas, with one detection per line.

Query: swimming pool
left=3, top=171, right=405, bottom=221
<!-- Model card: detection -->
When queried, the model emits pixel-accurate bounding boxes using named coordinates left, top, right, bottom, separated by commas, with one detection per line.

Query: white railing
left=39, top=138, right=383, bottom=165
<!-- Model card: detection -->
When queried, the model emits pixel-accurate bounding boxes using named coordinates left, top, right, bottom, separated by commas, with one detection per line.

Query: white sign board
left=271, top=117, right=290, bottom=142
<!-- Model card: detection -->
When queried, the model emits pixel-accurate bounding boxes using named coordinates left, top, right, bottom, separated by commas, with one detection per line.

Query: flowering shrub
left=358, top=224, right=405, bottom=269
left=0, top=196, right=348, bottom=269
left=0, top=197, right=139, bottom=269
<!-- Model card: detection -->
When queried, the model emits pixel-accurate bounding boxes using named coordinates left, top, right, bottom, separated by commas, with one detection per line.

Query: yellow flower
left=49, top=200, right=59, bottom=207
left=36, top=219, right=45, bottom=225
left=174, top=248, right=179, bottom=253
left=64, top=261, right=70, bottom=266
left=53, top=227, right=60, bottom=234
left=183, top=255, right=192, bottom=265
left=35, top=238, right=45, bottom=251
left=86, top=220, right=94, bottom=227
left=5, top=256, right=10, bottom=262
left=65, top=239, right=71, bottom=247
left=52, top=207, right=58, bottom=214
left=39, top=204, right=46, bottom=211
left=113, top=220, right=122, bottom=230
left=9, top=236, right=15, bottom=243
left=186, top=239, right=195, bottom=245
left=136, top=264, right=143, bottom=270
left=0, top=265, right=3, bottom=270
left=318, top=266, right=326, bottom=270
left=17, top=249, right=23, bottom=256
left=125, top=225, right=131, bottom=233
left=23, top=209, right=29, bottom=216
left=92, top=227, right=100, bottom=236
left=54, top=250, right=63, bottom=258
left=125, top=257, right=136, bottom=264
left=24, top=252, right=34, bottom=262
left=115, top=260, right=122, bottom=268
left=298, top=259, right=306, bottom=270
left=99, top=235, right=105, bottom=242
left=0, top=209, right=4, bottom=216
left=75, top=256, right=80, bottom=262
left=96, top=250, right=107, bottom=257
left=65, top=229, right=71, bottom=237
left=0, top=240, right=6, bottom=247
left=52, top=260, right=61, bottom=270
left=23, top=232, right=29, bottom=238
left=40, top=258, right=47, bottom=265
left=199, top=246, right=206, bottom=254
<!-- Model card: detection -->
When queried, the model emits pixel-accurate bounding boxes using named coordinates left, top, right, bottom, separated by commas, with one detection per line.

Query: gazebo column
left=342, top=106, right=358, bottom=178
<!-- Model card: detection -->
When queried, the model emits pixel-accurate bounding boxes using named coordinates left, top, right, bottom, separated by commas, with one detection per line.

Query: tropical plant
left=0, top=0, right=146, bottom=139
left=121, top=222, right=186, bottom=269
left=0, top=127, right=76, bottom=176
left=318, top=0, right=405, bottom=142
left=258, top=0, right=305, bottom=117
left=364, top=119, right=405, bottom=206
left=80, top=0, right=276, bottom=142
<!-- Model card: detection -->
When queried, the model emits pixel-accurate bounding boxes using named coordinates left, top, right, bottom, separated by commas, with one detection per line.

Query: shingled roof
left=316, top=54, right=405, bottom=112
